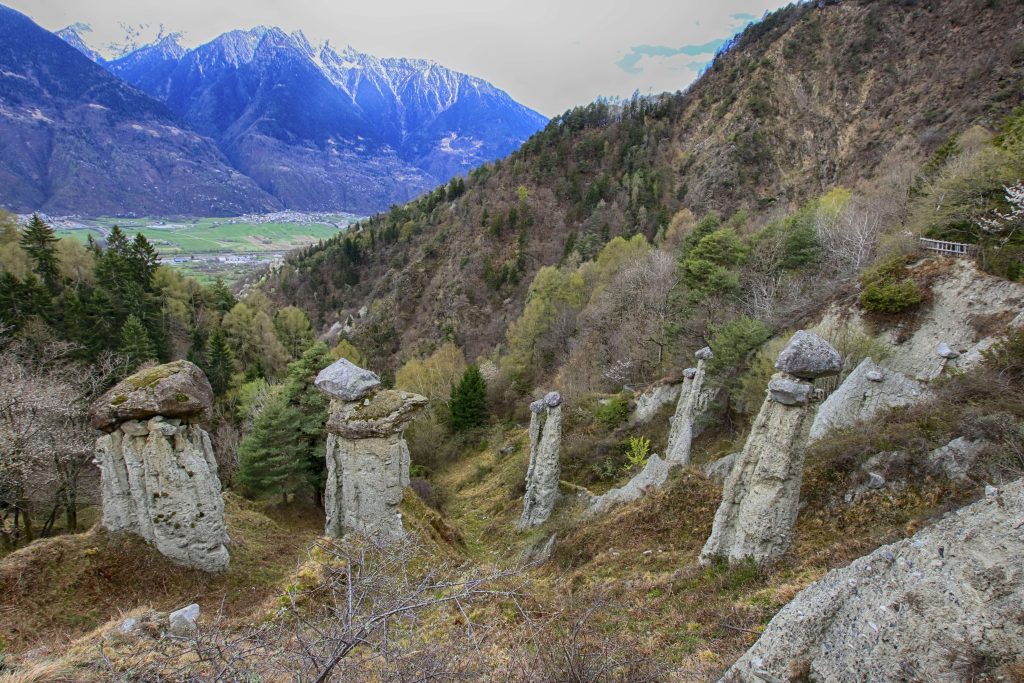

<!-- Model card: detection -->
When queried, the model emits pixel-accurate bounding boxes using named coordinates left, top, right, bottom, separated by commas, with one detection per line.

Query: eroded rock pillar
left=316, top=359, right=427, bottom=540
left=90, top=361, right=229, bottom=572
left=699, top=331, right=840, bottom=565
left=665, top=346, right=714, bottom=464
left=518, top=391, right=563, bottom=529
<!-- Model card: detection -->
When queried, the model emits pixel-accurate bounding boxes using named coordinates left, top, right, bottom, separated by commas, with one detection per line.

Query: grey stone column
left=518, top=391, right=563, bottom=529
left=90, top=361, right=229, bottom=572
left=700, top=331, right=841, bottom=565
left=315, top=359, right=426, bottom=540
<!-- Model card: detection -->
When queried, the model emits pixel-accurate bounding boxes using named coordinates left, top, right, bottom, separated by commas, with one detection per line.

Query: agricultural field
left=49, top=213, right=363, bottom=283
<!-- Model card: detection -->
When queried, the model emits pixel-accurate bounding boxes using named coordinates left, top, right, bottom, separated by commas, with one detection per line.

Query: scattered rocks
left=519, top=393, right=563, bottom=529
left=774, top=330, right=843, bottom=379
left=90, top=361, right=213, bottom=432
left=720, top=478, right=1024, bottom=682
left=314, top=358, right=381, bottom=402
left=322, top=375, right=427, bottom=540
left=168, top=604, right=200, bottom=637
left=810, top=358, right=929, bottom=442
left=92, top=363, right=229, bottom=573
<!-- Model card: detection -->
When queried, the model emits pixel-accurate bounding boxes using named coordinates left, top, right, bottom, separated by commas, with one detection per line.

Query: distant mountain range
left=0, top=6, right=547, bottom=216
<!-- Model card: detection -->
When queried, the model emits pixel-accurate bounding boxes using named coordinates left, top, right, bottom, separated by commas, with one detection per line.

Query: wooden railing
left=919, top=237, right=977, bottom=257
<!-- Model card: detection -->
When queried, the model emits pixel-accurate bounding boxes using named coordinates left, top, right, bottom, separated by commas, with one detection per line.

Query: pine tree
left=19, top=214, right=60, bottom=291
left=449, top=364, right=488, bottom=431
left=205, top=330, right=235, bottom=395
left=236, top=343, right=331, bottom=503
left=118, top=314, right=157, bottom=369
left=127, top=233, right=160, bottom=285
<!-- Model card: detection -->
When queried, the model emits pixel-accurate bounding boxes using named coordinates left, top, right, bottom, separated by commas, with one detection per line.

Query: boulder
left=683, top=367, right=697, bottom=379
left=314, top=358, right=381, bottom=401
left=720, top=478, right=1024, bottom=682
left=767, top=376, right=813, bottom=405
left=926, top=436, right=987, bottom=482
left=90, top=361, right=212, bottom=432
left=95, top=416, right=230, bottom=572
left=323, top=389, right=427, bottom=539
left=774, top=330, right=842, bottom=379
left=810, top=358, right=929, bottom=441
left=519, top=396, right=563, bottom=529
left=695, top=346, right=714, bottom=361
left=168, top=604, right=200, bottom=636
left=937, top=342, right=960, bottom=359
left=703, top=453, right=738, bottom=483
left=543, top=391, right=562, bottom=408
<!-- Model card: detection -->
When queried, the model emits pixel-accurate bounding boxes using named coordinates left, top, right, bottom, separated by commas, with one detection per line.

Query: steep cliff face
left=266, top=0, right=1024, bottom=367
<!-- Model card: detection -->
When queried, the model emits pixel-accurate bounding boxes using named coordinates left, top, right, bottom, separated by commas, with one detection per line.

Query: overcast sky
left=11, top=0, right=792, bottom=116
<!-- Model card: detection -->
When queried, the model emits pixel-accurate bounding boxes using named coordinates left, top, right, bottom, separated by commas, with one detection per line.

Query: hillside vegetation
left=263, top=0, right=1024, bottom=374
left=3, top=1, right=1024, bottom=681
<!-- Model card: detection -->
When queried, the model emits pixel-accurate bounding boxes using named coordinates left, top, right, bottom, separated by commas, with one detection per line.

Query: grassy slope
left=0, top=494, right=322, bottom=655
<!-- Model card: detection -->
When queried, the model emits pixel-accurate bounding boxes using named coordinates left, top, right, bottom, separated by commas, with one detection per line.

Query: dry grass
left=0, top=493, right=321, bottom=656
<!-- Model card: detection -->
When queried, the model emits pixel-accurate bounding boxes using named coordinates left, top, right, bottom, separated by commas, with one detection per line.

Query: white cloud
left=12, top=0, right=793, bottom=116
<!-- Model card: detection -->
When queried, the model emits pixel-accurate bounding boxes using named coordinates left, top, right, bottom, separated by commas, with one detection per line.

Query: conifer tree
left=205, top=330, right=235, bottom=395
left=237, top=343, right=331, bottom=503
left=449, top=364, right=488, bottom=431
left=118, top=314, right=157, bottom=369
left=20, top=214, right=60, bottom=291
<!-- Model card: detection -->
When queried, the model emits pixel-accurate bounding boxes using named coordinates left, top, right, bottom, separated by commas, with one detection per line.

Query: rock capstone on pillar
left=316, top=359, right=427, bottom=540
left=700, top=332, right=840, bottom=566
left=665, top=346, right=714, bottom=464
left=89, top=361, right=229, bottom=573
left=518, top=391, right=563, bottom=529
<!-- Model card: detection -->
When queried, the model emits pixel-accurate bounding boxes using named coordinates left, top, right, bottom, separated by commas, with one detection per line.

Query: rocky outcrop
left=665, top=348, right=714, bottom=465
left=701, top=333, right=840, bottom=566
left=629, top=380, right=682, bottom=425
left=518, top=392, right=563, bottom=529
left=90, top=361, right=214, bottom=432
left=927, top=436, right=988, bottom=482
left=809, top=358, right=930, bottom=441
left=586, top=454, right=671, bottom=516
left=720, top=479, right=1024, bottom=683
left=91, top=362, right=229, bottom=572
left=704, top=453, right=738, bottom=483
left=814, top=260, right=1024, bottom=381
left=318, top=359, right=427, bottom=540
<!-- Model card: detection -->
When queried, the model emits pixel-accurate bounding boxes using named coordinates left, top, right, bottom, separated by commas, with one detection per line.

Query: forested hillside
left=263, top=0, right=1024, bottom=374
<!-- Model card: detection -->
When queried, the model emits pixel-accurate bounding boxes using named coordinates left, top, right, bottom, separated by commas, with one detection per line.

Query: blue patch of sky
left=616, top=10, right=761, bottom=76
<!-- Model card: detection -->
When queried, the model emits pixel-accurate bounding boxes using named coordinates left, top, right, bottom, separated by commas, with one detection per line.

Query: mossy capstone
left=90, top=361, right=214, bottom=432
